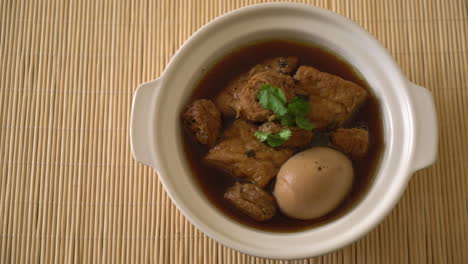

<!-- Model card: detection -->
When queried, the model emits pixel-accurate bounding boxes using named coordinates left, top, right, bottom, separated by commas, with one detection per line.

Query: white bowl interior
left=151, top=3, right=415, bottom=259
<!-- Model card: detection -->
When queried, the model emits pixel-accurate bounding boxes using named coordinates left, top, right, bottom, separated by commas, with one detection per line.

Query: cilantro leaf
left=296, top=115, right=315, bottom=130
left=257, top=84, right=288, bottom=116
left=288, top=96, right=310, bottom=116
left=278, top=129, right=292, bottom=139
left=254, top=129, right=291, bottom=147
left=254, top=131, right=271, bottom=142
left=279, top=113, right=295, bottom=126
left=266, top=129, right=292, bottom=147
left=255, top=84, right=316, bottom=145
left=269, top=85, right=287, bottom=104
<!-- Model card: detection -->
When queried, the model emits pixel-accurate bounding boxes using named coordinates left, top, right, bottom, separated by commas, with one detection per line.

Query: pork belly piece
left=294, top=66, right=368, bottom=128
left=330, top=128, right=369, bottom=159
left=261, top=56, right=299, bottom=75
left=182, top=99, right=222, bottom=146
left=235, top=71, right=296, bottom=122
left=205, top=120, right=293, bottom=187
left=308, top=95, right=348, bottom=129
left=224, top=182, right=277, bottom=222
left=214, top=56, right=299, bottom=117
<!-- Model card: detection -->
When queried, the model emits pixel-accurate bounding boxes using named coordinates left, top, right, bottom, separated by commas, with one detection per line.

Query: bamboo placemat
left=1, top=0, right=467, bottom=263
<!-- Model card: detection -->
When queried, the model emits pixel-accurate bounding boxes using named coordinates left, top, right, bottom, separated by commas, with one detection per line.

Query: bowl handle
left=130, top=78, right=161, bottom=168
left=408, top=82, right=438, bottom=172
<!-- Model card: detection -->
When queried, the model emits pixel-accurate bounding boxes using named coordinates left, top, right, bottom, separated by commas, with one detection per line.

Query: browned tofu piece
left=330, top=128, right=369, bottom=159
left=294, top=66, right=368, bottom=128
left=214, top=68, right=260, bottom=117
left=258, top=121, right=314, bottom=148
left=182, top=99, right=222, bottom=146
left=224, top=182, right=277, bottom=222
left=261, top=56, right=299, bottom=75
left=308, top=95, right=348, bottom=129
left=235, top=71, right=296, bottom=122
left=214, top=56, right=299, bottom=117
left=205, top=120, right=293, bottom=187
left=214, top=81, right=240, bottom=117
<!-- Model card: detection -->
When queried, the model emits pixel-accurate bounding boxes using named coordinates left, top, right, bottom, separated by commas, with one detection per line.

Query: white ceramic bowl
left=130, top=3, right=438, bottom=259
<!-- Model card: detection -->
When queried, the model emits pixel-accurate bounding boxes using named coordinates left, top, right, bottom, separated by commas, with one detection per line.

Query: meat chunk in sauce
left=258, top=121, right=314, bottom=148
left=235, top=71, right=296, bottom=122
left=214, top=83, right=239, bottom=117
left=205, top=120, right=293, bottom=187
left=224, top=182, right=277, bottom=222
left=214, top=56, right=299, bottom=117
left=308, top=95, right=348, bottom=129
left=330, top=128, right=369, bottom=159
left=261, top=56, right=299, bottom=75
left=182, top=99, right=221, bottom=146
left=214, top=73, right=250, bottom=117
left=294, top=66, right=368, bottom=128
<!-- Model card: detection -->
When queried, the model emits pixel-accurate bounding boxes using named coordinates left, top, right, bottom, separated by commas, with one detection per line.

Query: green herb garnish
left=255, top=129, right=292, bottom=147
left=279, top=113, right=295, bottom=126
left=296, top=115, right=316, bottom=130
left=257, top=84, right=315, bottom=130
left=287, top=96, right=315, bottom=130
left=254, top=131, right=270, bottom=142
left=257, top=84, right=288, bottom=116
left=287, top=96, right=310, bottom=116
left=255, top=83, right=316, bottom=147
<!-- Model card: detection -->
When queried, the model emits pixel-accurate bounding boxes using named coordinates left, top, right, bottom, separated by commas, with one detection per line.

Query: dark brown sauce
left=181, top=40, right=384, bottom=232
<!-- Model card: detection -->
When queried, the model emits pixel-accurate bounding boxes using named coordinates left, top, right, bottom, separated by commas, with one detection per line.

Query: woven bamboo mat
left=1, top=0, right=467, bottom=263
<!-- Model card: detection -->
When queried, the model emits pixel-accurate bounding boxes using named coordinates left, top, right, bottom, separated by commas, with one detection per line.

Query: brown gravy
left=181, top=40, right=384, bottom=232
